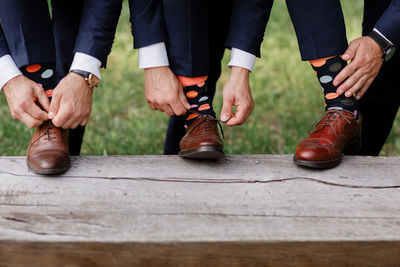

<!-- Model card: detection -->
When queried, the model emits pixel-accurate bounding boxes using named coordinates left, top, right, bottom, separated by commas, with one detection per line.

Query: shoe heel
left=343, top=138, right=361, bottom=155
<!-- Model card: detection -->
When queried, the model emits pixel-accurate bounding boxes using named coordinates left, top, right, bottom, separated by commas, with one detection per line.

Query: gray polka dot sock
left=21, top=63, right=56, bottom=100
left=311, top=56, right=359, bottom=119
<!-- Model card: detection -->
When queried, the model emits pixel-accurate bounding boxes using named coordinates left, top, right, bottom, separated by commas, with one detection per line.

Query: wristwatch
left=70, top=69, right=100, bottom=88
left=367, top=30, right=396, bottom=61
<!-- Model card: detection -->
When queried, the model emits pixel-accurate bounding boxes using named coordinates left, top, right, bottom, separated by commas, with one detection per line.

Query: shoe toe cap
left=28, top=150, right=69, bottom=174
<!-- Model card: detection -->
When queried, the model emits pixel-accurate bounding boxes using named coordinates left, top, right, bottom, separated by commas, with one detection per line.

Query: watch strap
left=70, top=69, right=90, bottom=79
left=368, top=30, right=392, bottom=53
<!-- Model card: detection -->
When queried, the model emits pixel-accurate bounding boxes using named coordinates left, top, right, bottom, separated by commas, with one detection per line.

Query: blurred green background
left=1, top=0, right=399, bottom=156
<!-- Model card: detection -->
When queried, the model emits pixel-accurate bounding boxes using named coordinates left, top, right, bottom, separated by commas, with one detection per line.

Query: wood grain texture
left=1, top=155, right=400, bottom=266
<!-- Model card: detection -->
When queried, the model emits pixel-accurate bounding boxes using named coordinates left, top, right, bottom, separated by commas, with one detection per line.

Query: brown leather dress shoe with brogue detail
left=27, top=120, right=70, bottom=175
left=179, top=115, right=224, bottom=159
left=294, top=110, right=361, bottom=169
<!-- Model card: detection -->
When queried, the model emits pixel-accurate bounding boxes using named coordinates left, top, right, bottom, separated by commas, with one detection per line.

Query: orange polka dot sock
left=21, top=64, right=56, bottom=99
left=177, top=76, right=216, bottom=128
left=310, top=56, right=359, bottom=119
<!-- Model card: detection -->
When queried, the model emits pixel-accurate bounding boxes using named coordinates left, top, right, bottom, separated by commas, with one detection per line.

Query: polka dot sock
left=177, top=76, right=216, bottom=128
left=20, top=64, right=56, bottom=100
left=310, top=56, right=359, bottom=119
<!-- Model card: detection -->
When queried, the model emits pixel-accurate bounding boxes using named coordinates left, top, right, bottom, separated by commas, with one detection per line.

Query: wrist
left=70, top=70, right=99, bottom=89
left=367, top=31, right=396, bottom=61
left=230, top=66, right=250, bottom=79
left=2, top=74, right=23, bottom=92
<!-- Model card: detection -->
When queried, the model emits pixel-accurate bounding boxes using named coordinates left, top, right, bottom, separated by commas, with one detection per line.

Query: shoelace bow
left=309, top=110, right=352, bottom=137
left=187, top=109, right=225, bottom=139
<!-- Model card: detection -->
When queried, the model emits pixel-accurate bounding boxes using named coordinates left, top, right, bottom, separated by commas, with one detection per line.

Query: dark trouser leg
left=52, top=0, right=86, bottom=155
left=163, top=0, right=232, bottom=154
left=358, top=52, right=400, bottom=155
left=357, top=0, right=400, bottom=155
left=285, top=0, right=348, bottom=60
left=0, top=0, right=55, bottom=67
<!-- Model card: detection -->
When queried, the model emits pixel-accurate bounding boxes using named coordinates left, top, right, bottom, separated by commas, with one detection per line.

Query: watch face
left=385, top=47, right=396, bottom=61
left=88, top=74, right=99, bottom=87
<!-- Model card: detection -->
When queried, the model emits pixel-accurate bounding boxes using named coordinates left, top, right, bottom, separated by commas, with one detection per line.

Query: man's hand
left=333, top=36, right=383, bottom=100
left=220, top=66, right=254, bottom=126
left=49, top=72, right=93, bottom=129
left=3, top=75, right=50, bottom=128
left=145, top=66, right=190, bottom=116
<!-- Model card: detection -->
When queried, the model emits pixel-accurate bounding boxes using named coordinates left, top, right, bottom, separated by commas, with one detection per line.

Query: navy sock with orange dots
left=310, top=56, right=359, bottom=119
left=178, top=76, right=216, bottom=128
left=20, top=63, right=56, bottom=99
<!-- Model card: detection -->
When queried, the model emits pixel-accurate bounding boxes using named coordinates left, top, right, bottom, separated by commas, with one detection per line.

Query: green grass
left=1, top=0, right=399, bottom=156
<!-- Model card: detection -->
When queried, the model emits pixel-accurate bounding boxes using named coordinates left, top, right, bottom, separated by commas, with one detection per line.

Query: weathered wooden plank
left=0, top=155, right=400, bottom=265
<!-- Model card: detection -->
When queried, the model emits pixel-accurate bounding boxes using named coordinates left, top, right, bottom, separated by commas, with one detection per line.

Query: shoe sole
left=293, top=155, right=341, bottom=169
left=27, top=161, right=69, bottom=175
left=179, top=146, right=224, bottom=159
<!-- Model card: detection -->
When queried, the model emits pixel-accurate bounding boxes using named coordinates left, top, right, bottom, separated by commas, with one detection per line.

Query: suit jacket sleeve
left=375, top=0, right=400, bottom=46
left=225, top=0, right=274, bottom=57
left=0, top=25, right=10, bottom=58
left=129, top=0, right=166, bottom=49
left=74, top=0, right=123, bottom=67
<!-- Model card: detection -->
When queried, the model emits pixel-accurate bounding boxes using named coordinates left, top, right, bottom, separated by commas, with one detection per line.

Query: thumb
left=220, top=94, right=234, bottom=123
left=48, top=92, right=61, bottom=120
left=35, top=84, right=50, bottom=112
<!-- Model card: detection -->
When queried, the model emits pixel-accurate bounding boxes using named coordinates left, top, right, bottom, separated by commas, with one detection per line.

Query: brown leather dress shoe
left=27, top=120, right=70, bottom=175
left=294, top=110, right=361, bottom=169
left=179, top=115, right=224, bottom=159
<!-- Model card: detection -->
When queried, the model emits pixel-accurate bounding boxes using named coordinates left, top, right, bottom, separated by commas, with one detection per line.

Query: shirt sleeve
left=70, top=52, right=102, bottom=80
left=227, top=48, right=256, bottom=72
left=0, top=54, right=22, bottom=91
left=138, top=42, right=169, bottom=69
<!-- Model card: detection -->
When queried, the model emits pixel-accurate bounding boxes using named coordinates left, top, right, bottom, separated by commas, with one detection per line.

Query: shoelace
left=309, top=110, right=352, bottom=137
left=187, top=109, right=225, bottom=139
left=28, top=122, right=57, bottom=149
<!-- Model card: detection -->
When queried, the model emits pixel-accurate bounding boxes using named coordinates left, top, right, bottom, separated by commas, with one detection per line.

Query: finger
left=147, top=101, right=157, bottom=110
left=220, top=94, right=234, bottom=123
left=226, top=104, right=248, bottom=127
left=179, top=90, right=191, bottom=110
left=48, top=92, right=61, bottom=119
left=333, top=61, right=359, bottom=88
left=356, top=78, right=374, bottom=100
left=159, top=103, right=174, bottom=116
left=70, top=119, right=82, bottom=130
left=80, top=117, right=89, bottom=126
left=51, top=105, right=71, bottom=128
left=25, top=102, right=49, bottom=121
left=170, top=99, right=188, bottom=116
left=344, top=73, right=368, bottom=98
left=19, top=112, right=42, bottom=128
left=62, top=113, right=80, bottom=130
left=336, top=66, right=363, bottom=95
left=35, top=85, right=50, bottom=112
left=341, top=41, right=359, bottom=61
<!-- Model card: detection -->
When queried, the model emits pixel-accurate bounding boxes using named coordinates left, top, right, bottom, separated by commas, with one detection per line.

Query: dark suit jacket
left=367, top=0, right=400, bottom=45
left=0, top=0, right=165, bottom=69
left=74, top=0, right=166, bottom=67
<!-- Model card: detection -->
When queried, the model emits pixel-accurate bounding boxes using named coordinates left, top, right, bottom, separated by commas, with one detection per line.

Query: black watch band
left=367, top=30, right=396, bottom=61
left=70, top=69, right=90, bottom=78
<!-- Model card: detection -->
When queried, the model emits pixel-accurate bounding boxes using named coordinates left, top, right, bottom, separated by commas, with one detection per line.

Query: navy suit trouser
left=0, top=0, right=86, bottom=155
left=164, top=0, right=348, bottom=154
left=358, top=0, right=400, bottom=155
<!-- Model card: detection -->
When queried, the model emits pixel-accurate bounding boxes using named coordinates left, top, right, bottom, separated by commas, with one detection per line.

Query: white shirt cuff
left=70, top=52, right=102, bottom=80
left=138, top=42, right=169, bottom=69
left=0, top=54, right=22, bottom=91
left=373, top=28, right=393, bottom=45
left=228, top=48, right=256, bottom=72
